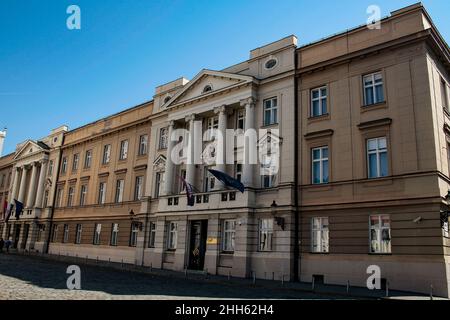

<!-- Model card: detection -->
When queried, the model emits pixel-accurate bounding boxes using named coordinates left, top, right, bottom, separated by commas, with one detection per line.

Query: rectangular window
left=363, top=72, right=384, bottom=106
left=235, top=163, right=242, bottom=182
left=98, top=182, right=106, bottom=205
left=51, top=225, right=58, bottom=242
left=260, top=154, right=276, bottom=188
left=159, top=127, right=168, bottom=150
left=367, top=137, right=388, bottom=178
left=134, top=176, right=144, bottom=201
left=102, top=144, right=111, bottom=165
left=93, top=223, right=102, bottom=245
left=63, top=224, right=69, bottom=243
left=72, top=154, right=79, bottom=171
left=263, top=97, right=278, bottom=126
left=138, top=134, right=148, bottom=156
left=56, top=188, right=64, bottom=208
left=110, top=223, right=119, bottom=246
left=43, top=190, right=49, bottom=208
left=236, top=109, right=245, bottom=130
left=61, top=157, right=67, bottom=174
left=311, top=217, right=329, bottom=253
left=48, top=160, right=54, bottom=176
left=370, top=215, right=391, bottom=254
left=80, top=185, right=87, bottom=206
left=84, top=150, right=92, bottom=169
left=222, top=220, right=236, bottom=252
left=75, top=224, right=82, bottom=244
left=130, top=223, right=139, bottom=247
left=115, top=179, right=124, bottom=203
left=119, top=140, right=129, bottom=160
left=167, top=222, right=178, bottom=250
left=204, top=167, right=216, bottom=192
left=155, top=172, right=164, bottom=198
left=312, top=146, right=329, bottom=184
left=259, top=218, right=273, bottom=251
left=441, top=78, right=449, bottom=111
left=311, top=86, right=327, bottom=117
left=148, top=222, right=156, bottom=248
left=206, top=116, right=219, bottom=140
left=67, top=186, right=75, bottom=207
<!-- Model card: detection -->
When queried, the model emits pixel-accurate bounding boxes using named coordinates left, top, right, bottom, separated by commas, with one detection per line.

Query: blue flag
left=14, top=199, right=23, bottom=220
left=208, top=169, right=245, bottom=193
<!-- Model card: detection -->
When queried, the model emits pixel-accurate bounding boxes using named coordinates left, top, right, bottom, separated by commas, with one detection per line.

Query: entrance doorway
left=21, top=224, right=30, bottom=249
left=13, top=224, right=21, bottom=249
left=188, top=220, right=208, bottom=270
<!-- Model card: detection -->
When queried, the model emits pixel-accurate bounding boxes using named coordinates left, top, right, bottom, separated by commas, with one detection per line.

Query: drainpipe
left=293, top=50, right=300, bottom=282
left=45, top=137, right=65, bottom=254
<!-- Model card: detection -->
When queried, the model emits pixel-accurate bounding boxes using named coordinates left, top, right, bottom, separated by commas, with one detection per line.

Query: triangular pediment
left=13, top=140, right=47, bottom=160
left=153, top=154, right=167, bottom=171
left=258, top=131, right=283, bottom=149
left=162, top=69, right=254, bottom=108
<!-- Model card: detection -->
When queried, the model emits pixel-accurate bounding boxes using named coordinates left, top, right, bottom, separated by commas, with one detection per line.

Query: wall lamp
left=271, top=200, right=285, bottom=231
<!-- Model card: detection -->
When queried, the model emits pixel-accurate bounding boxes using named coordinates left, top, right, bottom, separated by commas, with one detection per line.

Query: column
left=17, top=166, right=29, bottom=204
left=35, top=160, right=48, bottom=208
left=214, top=105, right=227, bottom=190
left=10, top=167, right=20, bottom=201
left=185, top=114, right=196, bottom=187
left=163, top=121, right=176, bottom=195
left=241, top=97, right=256, bottom=188
left=26, top=162, right=38, bottom=208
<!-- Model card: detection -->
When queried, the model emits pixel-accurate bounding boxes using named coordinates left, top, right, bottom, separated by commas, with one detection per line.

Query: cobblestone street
left=0, top=253, right=346, bottom=300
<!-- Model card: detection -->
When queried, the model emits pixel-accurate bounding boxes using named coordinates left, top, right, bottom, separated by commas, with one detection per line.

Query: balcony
left=157, top=189, right=253, bottom=212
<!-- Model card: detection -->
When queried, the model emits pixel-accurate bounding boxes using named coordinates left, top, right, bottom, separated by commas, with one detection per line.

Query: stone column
left=10, top=167, right=20, bottom=201
left=26, top=162, right=38, bottom=208
left=35, top=160, right=48, bottom=208
left=185, top=114, right=196, bottom=187
left=214, top=105, right=227, bottom=190
left=241, top=97, right=256, bottom=188
left=164, top=121, right=176, bottom=195
left=17, top=166, right=29, bottom=204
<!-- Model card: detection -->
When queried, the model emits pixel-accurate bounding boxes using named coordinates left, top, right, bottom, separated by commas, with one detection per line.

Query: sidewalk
left=7, top=250, right=444, bottom=300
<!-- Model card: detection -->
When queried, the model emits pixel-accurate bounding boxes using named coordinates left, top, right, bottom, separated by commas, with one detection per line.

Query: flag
left=179, top=176, right=195, bottom=206
left=1, top=200, right=7, bottom=221
left=14, top=199, right=23, bottom=220
left=4, top=203, right=13, bottom=223
left=208, top=169, right=245, bottom=193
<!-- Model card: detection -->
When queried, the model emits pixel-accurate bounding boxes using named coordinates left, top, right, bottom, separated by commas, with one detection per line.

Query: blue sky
left=0, top=0, right=449, bottom=154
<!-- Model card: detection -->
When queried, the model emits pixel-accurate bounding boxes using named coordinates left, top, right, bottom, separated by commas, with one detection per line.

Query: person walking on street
left=5, top=238, right=12, bottom=253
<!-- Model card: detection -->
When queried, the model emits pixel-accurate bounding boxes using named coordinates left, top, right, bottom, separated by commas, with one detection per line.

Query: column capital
left=240, top=97, right=256, bottom=108
left=185, top=114, right=196, bottom=123
left=168, top=120, right=175, bottom=128
left=40, top=159, right=49, bottom=165
left=214, top=105, right=227, bottom=115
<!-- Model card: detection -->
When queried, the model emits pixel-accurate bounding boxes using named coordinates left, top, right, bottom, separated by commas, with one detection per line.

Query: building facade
left=1, top=3, right=450, bottom=297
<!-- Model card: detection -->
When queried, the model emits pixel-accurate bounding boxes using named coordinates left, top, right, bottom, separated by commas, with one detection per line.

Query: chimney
left=0, top=128, right=7, bottom=157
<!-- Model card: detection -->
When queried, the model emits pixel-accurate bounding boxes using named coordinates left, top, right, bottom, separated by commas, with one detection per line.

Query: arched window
left=163, top=96, right=171, bottom=104
left=203, top=85, right=213, bottom=93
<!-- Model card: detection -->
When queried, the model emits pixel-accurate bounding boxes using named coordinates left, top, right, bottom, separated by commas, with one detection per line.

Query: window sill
left=261, top=123, right=279, bottom=129
left=308, top=114, right=330, bottom=122
left=309, top=252, right=329, bottom=255
left=368, top=252, right=392, bottom=255
left=361, top=101, right=387, bottom=111
left=220, top=251, right=235, bottom=255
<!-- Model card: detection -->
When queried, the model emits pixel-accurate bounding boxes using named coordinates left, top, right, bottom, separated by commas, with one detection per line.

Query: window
left=236, top=109, right=245, bottom=130
left=311, top=217, right=329, bottom=253
left=130, top=223, right=139, bottom=247
left=67, top=186, right=75, bottom=207
left=56, top=188, right=64, bottom=208
left=263, top=97, right=278, bottom=126
left=259, top=219, right=273, bottom=251
left=48, top=160, right=54, bottom=176
left=115, top=179, right=124, bottom=203
left=110, top=223, right=119, bottom=246
left=119, top=140, right=129, bottom=160
left=0, top=175, right=4, bottom=187
left=206, top=116, right=219, bottom=140
left=72, top=154, right=79, bottom=171
left=43, top=190, right=49, bottom=208
left=203, top=85, right=212, bottom=93
left=80, top=185, right=87, bottom=206
left=155, top=172, right=164, bottom=198
left=61, top=157, right=67, bottom=174
left=367, top=137, right=388, bottom=178
left=222, top=220, right=236, bottom=252
left=148, top=222, right=156, bottom=248
left=204, top=167, right=216, bottom=192
left=159, top=128, right=168, bottom=149
left=75, top=224, right=82, bottom=244
left=264, top=58, right=277, bottom=70
left=51, top=225, right=58, bottom=242
left=312, top=146, right=329, bottom=184
left=261, top=175, right=276, bottom=188
left=167, top=222, right=178, bottom=250
left=98, top=182, right=106, bottom=205
left=163, top=96, right=171, bottom=104
left=441, top=78, right=449, bottom=111
left=84, top=150, right=92, bottom=169
left=93, top=223, right=102, bottom=245
left=134, top=176, right=144, bottom=201
left=363, top=72, right=384, bottom=105
left=311, top=86, right=328, bottom=117
left=235, top=163, right=242, bottom=182
left=63, top=224, right=69, bottom=243
left=370, top=215, right=391, bottom=253
left=102, top=145, right=111, bottom=165
left=260, top=154, right=276, bottom=188
left=138, top=135, right=148, bottom=156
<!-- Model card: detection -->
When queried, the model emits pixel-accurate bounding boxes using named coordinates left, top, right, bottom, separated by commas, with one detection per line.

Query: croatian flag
left=180, top=176, right=195, bottom=207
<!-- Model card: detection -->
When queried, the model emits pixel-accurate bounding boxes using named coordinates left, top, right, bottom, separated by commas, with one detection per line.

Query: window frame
left=79, top=184, right=88, bottom=206
left=369, top=215, right=391, bottom=254
left=263, top=97, right=278, bottom=126
left=67, top=186, right=75, bottom=207
left=159, top=127, right=168, bottom=150
left=138, top=134, right=148, bottom=156
left=110, top=223, right=119, bottom=246
left=115, top=179, right=125, bottom=203
left=363, top=72, right=385, bottom=106
left=98, top=182, right=106, bottom=205
left=63, top=224, right=69, bottom=243
left=119, top=140, right=129, bottom=160
left=311, top=146, right=329, bottom=184
left=222, top=219, right=236, bottom=253
left=148, top=222, right=157, bottom=248
left=84, top=150, right=92, bottom=169
left=167, top=221, right=178, bottom=250
left=367, top=137, right=388, bottom=179
left=93, top=223, right=102, bottom=245
left=102, top=144, right=111, bottom=165
left=72, top=153, right=79, bottom=171
left=134, top=176, right=144, bottom=201
left=311, top=217, right=329, bottom=253
left=258, top=218, right=274, bottom=252
left=310, top=86, right=328, bottom=117
left=75, top=224, right=82, bottom=244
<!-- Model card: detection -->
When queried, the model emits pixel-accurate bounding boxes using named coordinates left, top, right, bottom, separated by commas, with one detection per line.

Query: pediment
left=258, top=131, right=283, bottom=148
left=162, top=70, right=254, bottom=108
left=153, top=154, right=167, bottom=171
left=13, top=140, right=47, bottom=160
